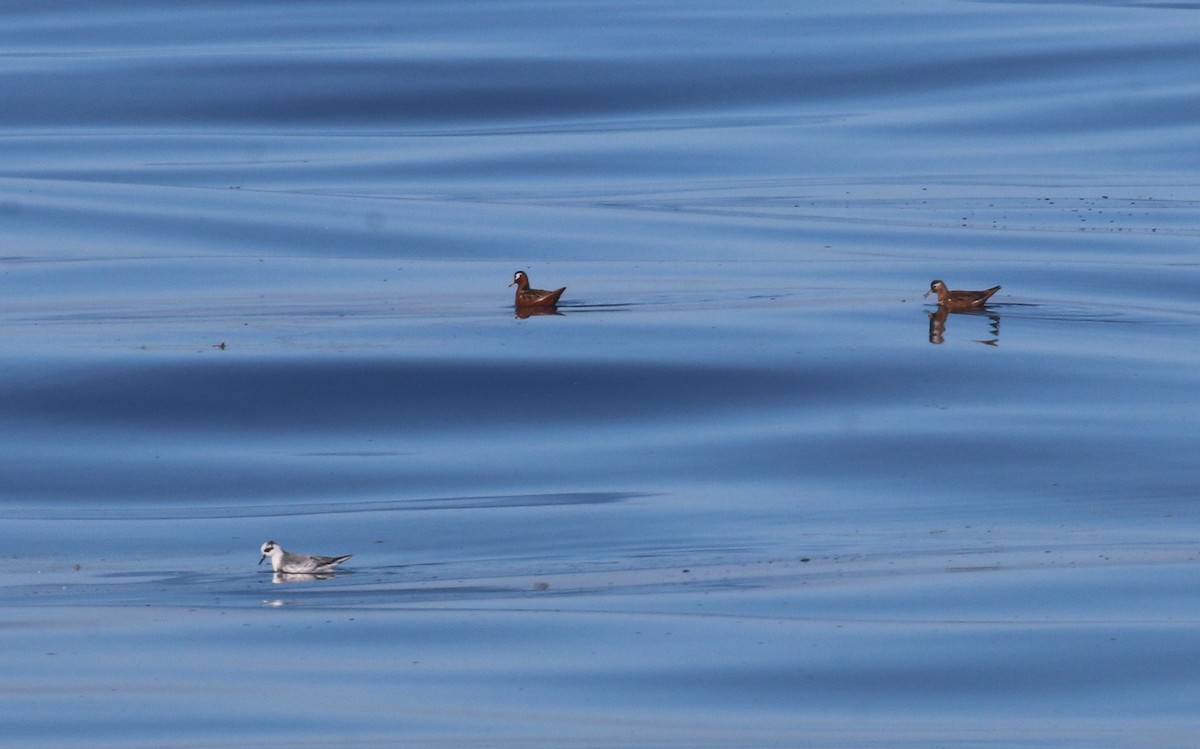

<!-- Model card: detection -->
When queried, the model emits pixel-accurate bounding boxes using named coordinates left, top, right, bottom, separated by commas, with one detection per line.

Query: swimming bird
left=510, top=270, right=566, bottom=310
left=259, top=540, right=352, bottom=574
left=924, top=279, right=1000, bottom=309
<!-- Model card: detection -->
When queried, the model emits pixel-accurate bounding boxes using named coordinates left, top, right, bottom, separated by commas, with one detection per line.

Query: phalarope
left=510, top=270, right=566, bottom=311
left=924, top=279, right=1001, bottom=309
left=259, top=540, right=352, bottom=574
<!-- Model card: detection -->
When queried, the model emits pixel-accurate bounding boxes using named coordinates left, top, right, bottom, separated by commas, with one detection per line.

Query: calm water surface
left=2, top=1, right=1199, bottom=747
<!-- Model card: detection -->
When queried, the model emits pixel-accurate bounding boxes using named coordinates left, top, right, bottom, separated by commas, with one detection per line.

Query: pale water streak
left=2, top=1, right=1200, bottom=747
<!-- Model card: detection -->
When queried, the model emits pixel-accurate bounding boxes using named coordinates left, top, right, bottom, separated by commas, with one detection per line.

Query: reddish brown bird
left=924, top=279, right=1000, bottom=309
left=510, top=270, right=566, bottom=310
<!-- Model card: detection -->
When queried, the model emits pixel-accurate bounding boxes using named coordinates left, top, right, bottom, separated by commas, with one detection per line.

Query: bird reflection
left=272, top=571, right=339, bottom=584
left=927, top=306, right=1000, bottom=345
left=515, top=307, right=564, bottom=319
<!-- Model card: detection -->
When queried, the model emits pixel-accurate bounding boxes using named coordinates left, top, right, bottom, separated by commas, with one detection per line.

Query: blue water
left=3, top=1, right=1200, bottom=747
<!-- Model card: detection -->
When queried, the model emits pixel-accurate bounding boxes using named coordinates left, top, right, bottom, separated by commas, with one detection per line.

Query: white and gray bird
left=259, top=540, right=352, bottom=574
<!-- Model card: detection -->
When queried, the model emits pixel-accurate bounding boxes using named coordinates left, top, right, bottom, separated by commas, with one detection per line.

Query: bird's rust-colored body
left=510, top=270, right=566, bottom=310
left=924, top=279, right=1000, bottom=309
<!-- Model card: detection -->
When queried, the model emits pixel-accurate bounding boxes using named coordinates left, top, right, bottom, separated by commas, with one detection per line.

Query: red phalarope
left=924, top=279, right=1001, bottom=309
left=510, top=270, right=566, bottom=311
left=259, top=540, right=352, bottom=573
